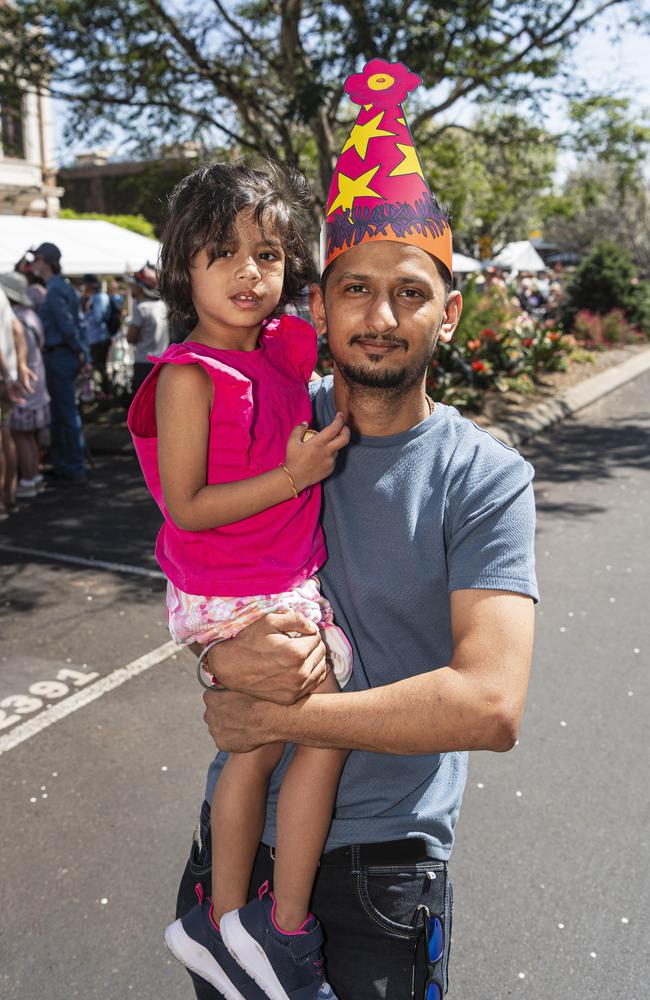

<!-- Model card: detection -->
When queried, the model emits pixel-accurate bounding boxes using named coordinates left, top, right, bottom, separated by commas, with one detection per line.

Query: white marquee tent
left=493, top=240, right=545, bottom=273
left=452, top=251, right=481, bottom=274
left=0, top=216, right=160, bottom=276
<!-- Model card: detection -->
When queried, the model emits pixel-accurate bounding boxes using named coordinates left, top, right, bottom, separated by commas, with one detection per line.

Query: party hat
left=321, top=59, right=452, bottom=276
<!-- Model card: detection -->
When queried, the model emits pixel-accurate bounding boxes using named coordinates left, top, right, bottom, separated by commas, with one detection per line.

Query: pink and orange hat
left=321, top=59, right=452, bottom=276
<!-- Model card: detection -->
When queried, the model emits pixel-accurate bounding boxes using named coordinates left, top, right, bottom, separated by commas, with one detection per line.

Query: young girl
left=128, top=162, right=351, bottom=1000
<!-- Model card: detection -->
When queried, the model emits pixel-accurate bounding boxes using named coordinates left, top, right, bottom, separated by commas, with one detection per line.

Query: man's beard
left=335, top=333, right=437, bottom=393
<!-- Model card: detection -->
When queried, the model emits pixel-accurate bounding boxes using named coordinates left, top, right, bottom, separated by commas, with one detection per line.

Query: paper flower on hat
left=322, top=59, right=452, bottom=276
left=345, top=59, right=422, bottom=108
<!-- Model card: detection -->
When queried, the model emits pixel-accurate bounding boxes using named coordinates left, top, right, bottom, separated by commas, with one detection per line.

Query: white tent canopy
left=493, top=240, right=545, bottom=273
left=452, top=251, right=481, bottom=273
left=0, top=216, right=160, bottom=276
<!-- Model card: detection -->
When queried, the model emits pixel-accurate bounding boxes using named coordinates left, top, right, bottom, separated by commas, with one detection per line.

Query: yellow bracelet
left=279, top=463, right=299, bottom=499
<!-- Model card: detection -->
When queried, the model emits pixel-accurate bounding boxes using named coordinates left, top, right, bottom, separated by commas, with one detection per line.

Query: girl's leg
left=1, top=419, right=17, bottom=507
left=13, top=430, right=38, bottom=481
left=210, top=742, right=285, bottom=922
left=272, top=670, right=348, bottom=932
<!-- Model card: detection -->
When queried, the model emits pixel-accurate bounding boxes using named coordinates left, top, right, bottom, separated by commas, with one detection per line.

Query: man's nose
left=365, top=294, right=398, bottom=334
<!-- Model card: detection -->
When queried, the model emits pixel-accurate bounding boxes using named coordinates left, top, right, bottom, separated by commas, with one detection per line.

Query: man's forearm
left=266, top=667, right=519, bottom=755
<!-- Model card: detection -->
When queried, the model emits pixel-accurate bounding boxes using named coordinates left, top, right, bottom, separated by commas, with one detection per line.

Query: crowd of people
left=0, top=242, right=171, bottom=517
left=479, top=265, right=565, bottom=321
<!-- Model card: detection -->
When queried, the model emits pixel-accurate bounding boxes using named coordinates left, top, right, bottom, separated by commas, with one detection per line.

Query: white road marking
left=0, top=641, right=177, bottom=756
left=0, top=543, right=165, bottom=580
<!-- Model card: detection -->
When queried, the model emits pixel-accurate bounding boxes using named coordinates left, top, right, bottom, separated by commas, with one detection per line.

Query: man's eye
left=346, top=284, right=367, bottom=293
left=401, top=288, right=423, bottom=298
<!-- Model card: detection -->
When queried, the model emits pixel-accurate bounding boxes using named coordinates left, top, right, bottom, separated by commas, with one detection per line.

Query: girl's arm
left=156, top=363, right=349, bottom=532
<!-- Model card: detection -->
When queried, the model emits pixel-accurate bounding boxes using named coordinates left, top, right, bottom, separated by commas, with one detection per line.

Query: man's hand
left=206, top=611, right=327, bottom=705
left=202, top=689, right=283, bottom=752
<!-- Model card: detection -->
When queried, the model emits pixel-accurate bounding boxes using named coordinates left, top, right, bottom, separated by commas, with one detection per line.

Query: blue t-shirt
left=205, top=376, right=538, bottom=859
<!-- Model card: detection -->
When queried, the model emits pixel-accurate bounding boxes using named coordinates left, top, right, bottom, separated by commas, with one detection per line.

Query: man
left=32, top=242, right=90, bottom=483
left=125, top=263, right=170, bottom=393
left=173, top=60, right=537, bottom=1000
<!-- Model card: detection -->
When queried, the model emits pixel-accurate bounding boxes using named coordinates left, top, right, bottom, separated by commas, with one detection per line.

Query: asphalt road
left=1, top=369, right=648, bottom=1000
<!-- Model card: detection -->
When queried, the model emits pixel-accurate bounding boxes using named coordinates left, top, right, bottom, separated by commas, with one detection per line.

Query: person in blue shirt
left=32, top=242, right=90, bottom=483
left=80, top=273, right=112, bottom=396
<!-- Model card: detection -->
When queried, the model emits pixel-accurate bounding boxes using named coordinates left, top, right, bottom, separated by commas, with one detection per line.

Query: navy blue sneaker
left=220, top=881, right=338, bottom=1000
left=165, top=884, right=268, bottom=1000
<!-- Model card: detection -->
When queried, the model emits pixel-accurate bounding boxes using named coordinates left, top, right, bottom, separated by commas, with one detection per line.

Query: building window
left=1, top=100, right=25, bottom=159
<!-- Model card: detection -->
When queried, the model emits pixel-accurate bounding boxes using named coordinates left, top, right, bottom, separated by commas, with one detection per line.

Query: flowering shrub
left=425, top=276, right=570, bottom=409
left=571, top=309, right=644, bottom=348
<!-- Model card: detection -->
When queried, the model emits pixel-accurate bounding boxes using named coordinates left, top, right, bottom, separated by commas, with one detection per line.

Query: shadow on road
left=1, top=455, right=161, bottom=569
left=530, top=414, right=650, bottom=483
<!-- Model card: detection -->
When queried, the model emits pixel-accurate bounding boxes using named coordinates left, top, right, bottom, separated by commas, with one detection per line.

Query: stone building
left=0, top=86, right=62, bottom=216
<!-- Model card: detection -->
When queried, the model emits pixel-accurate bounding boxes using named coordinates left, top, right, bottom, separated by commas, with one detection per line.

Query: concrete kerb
left=482, top=346, right=650, bottom=449
left=84, top=346, right=650, bottom=455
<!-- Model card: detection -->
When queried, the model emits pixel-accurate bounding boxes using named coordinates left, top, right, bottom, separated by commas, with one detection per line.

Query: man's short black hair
left=159, top=160, right=316, bottom=332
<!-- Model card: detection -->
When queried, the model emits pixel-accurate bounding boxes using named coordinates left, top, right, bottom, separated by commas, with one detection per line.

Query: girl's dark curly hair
left=158, top=160, right=315, bottom=332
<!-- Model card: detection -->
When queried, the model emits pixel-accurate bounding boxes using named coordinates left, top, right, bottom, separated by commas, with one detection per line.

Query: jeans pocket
left=357, top=862, right=447, bottom=939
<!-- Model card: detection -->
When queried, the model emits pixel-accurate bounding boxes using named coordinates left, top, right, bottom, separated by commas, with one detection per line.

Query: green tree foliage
left=420, top=110, right=557, bottom=256
left=564, top=241, right=650, bottom=330
left=542, top=98, right=650, bottom=270
left=0, top=0, right=641, bottom=218
left=543, top=163, right=650, bottom=273
left=59, top=208, right=157, bottom=238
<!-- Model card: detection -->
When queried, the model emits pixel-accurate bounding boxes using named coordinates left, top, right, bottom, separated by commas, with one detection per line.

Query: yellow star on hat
left=341, top=112, right=397, bottom=161
left=326, top=164, right=384, bottom=216
left=388, top=143, right=424, bottom=178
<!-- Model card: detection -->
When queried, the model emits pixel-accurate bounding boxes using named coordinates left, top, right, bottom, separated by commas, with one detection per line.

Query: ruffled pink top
left=128, top=315, right=327, bottom=597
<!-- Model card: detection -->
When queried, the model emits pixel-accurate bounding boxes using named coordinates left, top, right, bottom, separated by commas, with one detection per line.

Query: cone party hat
left=321, top=59, right=452, bottom=276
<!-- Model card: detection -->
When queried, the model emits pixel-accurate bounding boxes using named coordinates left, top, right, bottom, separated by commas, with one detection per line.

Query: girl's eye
left=259, top=251, right=280, bottom=262
left=216, top=249, right=233, bottom=259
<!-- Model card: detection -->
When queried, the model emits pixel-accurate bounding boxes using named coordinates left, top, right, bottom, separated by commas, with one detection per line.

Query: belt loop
left=351, top=844, right=361, bottom=875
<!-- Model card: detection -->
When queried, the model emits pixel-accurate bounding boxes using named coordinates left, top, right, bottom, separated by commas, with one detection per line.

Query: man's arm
left=51, top=285, right=86, bottom=357
left=203, top=589, right=534, bottom=755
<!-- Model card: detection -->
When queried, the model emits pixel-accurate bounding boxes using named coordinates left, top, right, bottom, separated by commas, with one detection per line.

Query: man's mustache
left=349, top=333, right=409, bottom=350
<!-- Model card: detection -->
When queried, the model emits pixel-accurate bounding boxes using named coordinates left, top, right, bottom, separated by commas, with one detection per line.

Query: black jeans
left=175, top=801, right=453, bottom=1000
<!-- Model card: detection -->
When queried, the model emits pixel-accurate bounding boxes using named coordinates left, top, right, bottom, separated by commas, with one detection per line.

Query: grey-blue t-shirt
left=205, top=375, right=539, bottom=859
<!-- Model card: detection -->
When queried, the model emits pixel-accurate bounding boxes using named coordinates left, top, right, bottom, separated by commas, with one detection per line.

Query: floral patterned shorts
left=166, top=575, right=353, bottom=688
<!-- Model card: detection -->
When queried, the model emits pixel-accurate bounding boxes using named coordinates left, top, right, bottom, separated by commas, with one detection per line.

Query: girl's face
left=190, top=209, right=285, bottom=346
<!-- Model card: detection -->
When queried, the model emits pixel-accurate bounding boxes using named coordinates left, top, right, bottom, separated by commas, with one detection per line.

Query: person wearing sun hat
left=125, top=263, right=170, bottom=393
left=0, top=272, right=50, bottom=498
left=183, top=59, right=538, bottom=1000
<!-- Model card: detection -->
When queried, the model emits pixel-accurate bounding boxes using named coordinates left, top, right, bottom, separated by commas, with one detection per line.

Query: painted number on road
left=0, top=667, right=100, bottom=731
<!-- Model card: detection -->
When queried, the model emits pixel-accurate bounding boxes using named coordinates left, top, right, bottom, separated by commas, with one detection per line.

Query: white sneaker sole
left=164, top=917, right=247, bottom=1000
left=220, top=909, right=290, bottom=1000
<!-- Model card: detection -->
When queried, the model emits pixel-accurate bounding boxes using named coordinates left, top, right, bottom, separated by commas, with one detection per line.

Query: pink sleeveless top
left=128, top=315, right=327, bottom=597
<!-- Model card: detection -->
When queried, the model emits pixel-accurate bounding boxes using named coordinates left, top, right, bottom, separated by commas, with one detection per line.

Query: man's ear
left=438, top=290, right=462, bottom=345
left=308, top=282, right=327, bottom=335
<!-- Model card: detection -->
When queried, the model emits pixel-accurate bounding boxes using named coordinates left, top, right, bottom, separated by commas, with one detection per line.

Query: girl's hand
left=284, top=412, right=350, bottom=492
